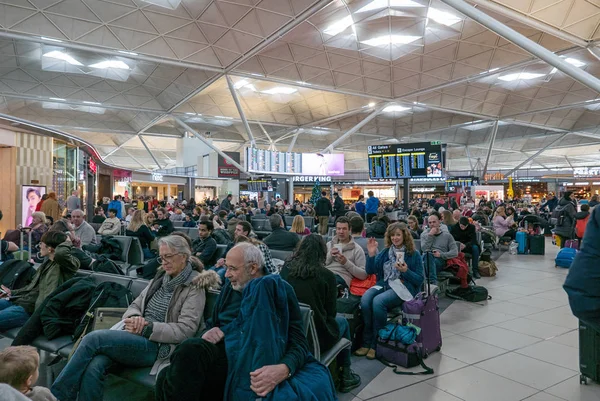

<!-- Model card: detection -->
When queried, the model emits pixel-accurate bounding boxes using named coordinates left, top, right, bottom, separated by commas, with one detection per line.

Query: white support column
left=482, top=121, right=499, bottom=178
left=288, top=129, right=301, bottom=152
left=503, top=133, right=570, bottom=178
left=441, top=0, right=600, bottom=94
left=139, top=136, right=162, bottom=170
left=465, top=146, right=475, bottom=175
left=323, top=103, right=390, bottom=152
left=226, top=75, right=256, bottom=147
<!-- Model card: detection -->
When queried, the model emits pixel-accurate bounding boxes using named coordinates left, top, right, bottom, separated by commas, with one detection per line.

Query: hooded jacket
left=122, top=261, right=221, bottom=374
left=11, top=243, right=80, bottom=314
left=365, top=196, right=380, bottom=214
left=325, top=236, right=367, bottom=287
left=553, top=196, right=577, bottom=239
left=564, top=207, right=600, bottom=322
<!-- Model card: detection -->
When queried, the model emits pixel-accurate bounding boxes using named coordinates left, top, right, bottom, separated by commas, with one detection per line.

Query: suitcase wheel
left=580, top=375, right=588, bottom=385
left=436, top=346, right=441, bottom=352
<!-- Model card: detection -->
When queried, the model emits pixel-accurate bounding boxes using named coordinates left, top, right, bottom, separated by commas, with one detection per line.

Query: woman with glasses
left=51, top=235, right=221, bottom=401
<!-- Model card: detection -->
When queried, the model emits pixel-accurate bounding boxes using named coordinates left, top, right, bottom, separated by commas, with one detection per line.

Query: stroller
left=519, top=214, right=547, bottom=235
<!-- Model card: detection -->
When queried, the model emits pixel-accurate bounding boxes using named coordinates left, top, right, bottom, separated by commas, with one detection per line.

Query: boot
left=472, top=267, right=481, bottom=279
left=339, top=367, right=361, bottom=393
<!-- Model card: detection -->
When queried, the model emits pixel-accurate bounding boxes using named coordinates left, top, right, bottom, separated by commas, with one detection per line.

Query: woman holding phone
left=354, top=223, right=424, bottom=360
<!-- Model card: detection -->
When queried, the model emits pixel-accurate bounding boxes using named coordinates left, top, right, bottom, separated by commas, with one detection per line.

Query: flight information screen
left=367, top=142, right=443, bottom=179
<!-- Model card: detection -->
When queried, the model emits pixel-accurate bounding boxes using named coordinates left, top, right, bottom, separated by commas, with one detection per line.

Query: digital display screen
left=445, top=176, right=479, bottom=192
left=246, top=149, right=344, bottom=176
left=367, top=142, right=443, bottom=179
left=247, top=177, right=272, bottom=192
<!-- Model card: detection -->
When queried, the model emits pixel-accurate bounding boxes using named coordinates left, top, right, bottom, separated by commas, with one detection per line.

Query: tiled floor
left=345, top=240, right=600, bottom=401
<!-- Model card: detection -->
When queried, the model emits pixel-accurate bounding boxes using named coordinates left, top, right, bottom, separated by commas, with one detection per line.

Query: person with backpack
left=575, top=204, right=591, bottom=243
left=0, top=231, right=80, bottom=331
left=51, top=235, right=220, bottom=401
left=553, top=191, right=577, bottom=248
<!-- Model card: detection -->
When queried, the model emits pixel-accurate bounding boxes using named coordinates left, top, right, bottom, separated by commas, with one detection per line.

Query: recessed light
left=357, top=0, right=424, bottom=12
left=83, top=101, right=101, bottom=105
left=427, top=8, right=461, bottom=26
left=41, top=36, right=63, bottom=43
left=362, top=35, right=421, bottom=46
left=368, top=102, right=376, bottom=107
left=324, top=15, right=354, bottom=36
left=262, top=87, right=298, bottom=95
left=49, top=97, right=66, bottom=101
left=383, top=105, right=411, bottom=112
left=43, top=51, right=83, bottom=66
left=89, top=60, right=130, bottom=70
left=497, top=72, right=545, bottom=82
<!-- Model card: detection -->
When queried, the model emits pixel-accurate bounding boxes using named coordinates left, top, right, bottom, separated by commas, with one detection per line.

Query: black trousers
left=155, top=338, right=228, bottom=401
left=366, top=213, right=377, bottom=223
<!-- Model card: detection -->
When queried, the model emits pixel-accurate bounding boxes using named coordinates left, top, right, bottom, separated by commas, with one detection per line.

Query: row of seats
left=93, top=235, right=145, bottom=273
left=0, top=269, right=348, bottom=389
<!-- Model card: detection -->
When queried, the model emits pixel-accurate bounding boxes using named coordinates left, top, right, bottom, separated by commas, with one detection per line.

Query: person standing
left=354, top=195, right=366, bottom=220
left=365, top=191, right=380, bottom=223
left=333, top=193, right=346, bottom=220
left=41, top=193, right=61, bottom=224
left=315, top=191, right=332, bottom=236
left=66, top=191, right=80, bottom=214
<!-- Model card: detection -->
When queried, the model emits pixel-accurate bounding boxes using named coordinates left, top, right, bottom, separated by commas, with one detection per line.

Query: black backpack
left=89, top=255, right=124, bottom=275
left=336, top=288, right=364, bottom=351
left=446, top=286, right=491, bottom=302
left=72, top=281, right=133, bottom=340
left=551, top=205, right=571, bottom=228
left=0, top=260, right=36, bottom=290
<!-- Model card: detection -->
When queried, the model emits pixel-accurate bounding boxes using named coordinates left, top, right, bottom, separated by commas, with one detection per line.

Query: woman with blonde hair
left=354, top=223, right=424, bottom=360
left=492, top=206, right=516, bottom=240
left=290, top=215, right=310, bottom=236
left=126, top=210, right=155, bottom=259
left=441, top=210, right=457, bottom=230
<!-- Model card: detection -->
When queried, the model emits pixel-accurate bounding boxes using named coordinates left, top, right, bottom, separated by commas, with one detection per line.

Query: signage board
left=367, top=141, right=443, bottom=179
left=218, top=152, right=241, bottom=178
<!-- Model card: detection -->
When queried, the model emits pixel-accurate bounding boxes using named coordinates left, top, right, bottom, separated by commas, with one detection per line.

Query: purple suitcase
left=401, top=252, right=442, bottom=357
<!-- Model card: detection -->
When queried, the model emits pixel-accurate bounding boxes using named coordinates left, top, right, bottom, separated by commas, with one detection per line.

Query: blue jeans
left=470, top=245, right=480, bottom=274
left=361, top=285, right=403, bottom=349
left=334, top=315, right=352, bottom=367
left=142, top=247, right=155, bottom=260
left=422, top=253, right=445, bottom=283
left=51, top=330, right=158, bottom=401
left=0, top=299, right=30, bottom=331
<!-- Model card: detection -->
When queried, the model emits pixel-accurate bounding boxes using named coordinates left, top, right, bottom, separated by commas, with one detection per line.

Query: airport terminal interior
left=1, top=0, right=600, bottom=400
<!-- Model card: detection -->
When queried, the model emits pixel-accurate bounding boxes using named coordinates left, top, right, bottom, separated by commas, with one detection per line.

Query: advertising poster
left=302, top=153, right=345, bottom=176
left=218, top=152, right=241, bottom=178
left=22, top=185, right=46, bottom=227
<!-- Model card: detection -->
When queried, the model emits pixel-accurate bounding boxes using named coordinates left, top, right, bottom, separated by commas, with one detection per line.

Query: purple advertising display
left=302, top=153, right=344, bottom=176
left=22, top=185, right=46, bottom=227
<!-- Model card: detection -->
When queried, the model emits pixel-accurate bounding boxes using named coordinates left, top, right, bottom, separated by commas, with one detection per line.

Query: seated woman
left=126, top=210, right=156, bottom=260
left=441, top=210, right=457, bottom=231
left=492, top=206, right=517, bottom=240
left=0, top=231, right=80, bottom=331
left=290, top=215, right=310, bottom=236
left=280, top=234, right=361, bottom=393
left=19, top=211, right=49, bottom=251
left=51, top=235, right=220, bottom=401
left=354, top=223, right=423, bottom=360
left=407, top=215, right=422, bottom=240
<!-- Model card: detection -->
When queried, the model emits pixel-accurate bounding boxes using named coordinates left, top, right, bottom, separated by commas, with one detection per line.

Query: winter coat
left=333, top=196, right=346, bottom=217
left=222, top=274, right=337, bottom=401
left=107, top=200, right=123, bottom=219
left=493, top=215, right=514, bottom=237
left=314, top=197, right=332, bottom=217
left=123, top=262, right=220, bottom=374
left=365, top=196, right=380, bottom=214
left=191, top=236, right=218, bottom=267
left=154, top=217, right=174, bottom=237
left=41, top=198, right=61, bottom=223
left=263, top=227, right=300, bottom=251
left=355, top=201, right=366, bottom=217
left=366, top=248, right=424, bottom=296
left=366, top=219, right=387, bottom=238
left=564, top=206, right=600, bottom=323
left=541, top=197, right=559, bottom=212
left=325, top=236, right=367, bottom=287
left=553, top=197, right=577, bottom=239
left=12, top=277, right=96, bottom=345
left=11, top=243, right=80, bottom=314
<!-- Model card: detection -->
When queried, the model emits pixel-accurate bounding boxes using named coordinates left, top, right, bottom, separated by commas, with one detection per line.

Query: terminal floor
left=2, top=240, right=598, bottom=401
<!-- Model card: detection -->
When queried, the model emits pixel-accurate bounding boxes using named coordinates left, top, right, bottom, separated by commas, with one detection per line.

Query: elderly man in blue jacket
left=155, top=242, right=336, bottom=401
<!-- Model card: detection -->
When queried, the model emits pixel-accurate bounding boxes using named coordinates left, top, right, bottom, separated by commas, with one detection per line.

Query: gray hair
left=233, top=242, right=264, bottom=271
left=71, top=209, right=84, bottom=216
left=269, top=214, right=283, bottom=230
left=157, top=235, right=191, bottom=258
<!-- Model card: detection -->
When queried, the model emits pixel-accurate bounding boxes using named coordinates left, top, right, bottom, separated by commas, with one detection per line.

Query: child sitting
left=0, top=346, right=56, bottom=401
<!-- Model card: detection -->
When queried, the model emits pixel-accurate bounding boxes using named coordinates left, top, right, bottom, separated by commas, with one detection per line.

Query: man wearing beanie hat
left=450, top=216, right=481, bottom=279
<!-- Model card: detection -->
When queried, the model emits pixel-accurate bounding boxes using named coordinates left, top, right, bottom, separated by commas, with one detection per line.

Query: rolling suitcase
left=565, top=239, right=579, bottom=250
left=555, top=247, right=577, bottom=268
left=579, top=320, right=600, bottom=384
left=528, top=234, right=545, bottom=255
left=401, top=252, right=442, bottom=358
left=516, top=231, right=528, bottom=254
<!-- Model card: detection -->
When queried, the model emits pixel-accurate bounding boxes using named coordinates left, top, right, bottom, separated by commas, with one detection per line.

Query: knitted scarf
left=383, top=245, right=407, bottom=283
left=144, top=263, right=193, bottom=324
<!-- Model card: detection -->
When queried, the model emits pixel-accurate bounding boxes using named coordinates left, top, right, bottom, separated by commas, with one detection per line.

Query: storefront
left=507, top=179, right=547, bottom=204
left=560, top=181, right=593, bottom=200
left=130, top=172, right=189, bottom=202
left=334, top=181, right=397, bottom=203
left=113, top=169, right=133, bottom=199
left=292, top=176, right=332, bottom=203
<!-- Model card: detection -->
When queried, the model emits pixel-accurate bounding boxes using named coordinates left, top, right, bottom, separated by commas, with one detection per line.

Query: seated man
left=97, top=208, right=121, bottom=236
left=350, top=216, right=367, bottom=252
left=262, top=214, right=300, bottom=251
left=450, top=217, right=481, bottom=279
left=70, top=210, right=97, bottom=246
left=326, top=217, right=367, bottom=290
left=152, top=208, right=174, bottom=237
left=420, top=212, right=458, bottom=283
left=0, top=231, right=80, bottom=331
left=155, top=243, right=336, bottom=401
left=192, top=220, right=218, bottom=268
left=216, top=221, right=277, bottom=275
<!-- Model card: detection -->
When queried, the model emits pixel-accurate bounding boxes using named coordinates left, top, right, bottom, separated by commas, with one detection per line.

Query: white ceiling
left=1, top=0, right=600, bottom=174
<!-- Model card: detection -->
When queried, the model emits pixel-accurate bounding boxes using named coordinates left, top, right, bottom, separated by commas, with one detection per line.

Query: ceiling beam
left=482, top=121, right=499, bottom=178
left=503, top=133, right=571, bottom=177
left=502, top=99, right=600, bottom=118
left=441, top=0, right=600, bottom=94
left=139, top=135, right=162, bottom=170
left=226, top=75, right=256, bottom=147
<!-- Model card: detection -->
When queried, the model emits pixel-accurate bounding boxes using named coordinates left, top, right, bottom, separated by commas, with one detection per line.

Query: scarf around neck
left=383, top=244, right=407, bottom=283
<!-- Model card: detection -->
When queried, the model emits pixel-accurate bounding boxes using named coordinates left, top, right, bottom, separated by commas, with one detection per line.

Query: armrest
left=319, top=338, right=351, bottom=367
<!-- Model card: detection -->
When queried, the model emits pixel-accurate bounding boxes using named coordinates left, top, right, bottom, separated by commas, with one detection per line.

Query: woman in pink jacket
left=492, top=206, right=516, bottom=240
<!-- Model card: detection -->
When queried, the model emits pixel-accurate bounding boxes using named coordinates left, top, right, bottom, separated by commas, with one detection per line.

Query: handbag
left=350, top=274, right=377, bottom=296
left=69, top=307, right=128, bottom=359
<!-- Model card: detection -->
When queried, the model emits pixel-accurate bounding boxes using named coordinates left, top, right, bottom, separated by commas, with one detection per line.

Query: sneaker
left=366, top=349, right=376, bottom=360
left=353, top=347, right=370, bottom=357
left=339, top=367, right=361, bottom=393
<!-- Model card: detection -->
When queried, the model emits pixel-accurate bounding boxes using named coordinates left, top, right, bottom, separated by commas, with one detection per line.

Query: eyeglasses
left=157, top=253, right=182, bottom=264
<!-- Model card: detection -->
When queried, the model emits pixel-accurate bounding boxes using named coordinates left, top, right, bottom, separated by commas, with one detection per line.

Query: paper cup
left=335, top=244, right=344, bottom=253
left=396, top=251, right=405, bottom=264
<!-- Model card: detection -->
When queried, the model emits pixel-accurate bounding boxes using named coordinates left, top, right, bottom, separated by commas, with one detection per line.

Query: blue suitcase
left=516, top=231, right=528, bottom=254
left=555, top=248, right=577, bottom=268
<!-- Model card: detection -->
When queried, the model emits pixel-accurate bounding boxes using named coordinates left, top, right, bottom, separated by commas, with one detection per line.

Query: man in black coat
left=263, top=214, right=300, bottom=252
left=315, top=191, right=332, bottom=235
left=450, top=217, right=480, bottom=279
left=333, top=192, right=346, bottom=219
left=192, top=220, right=218, bottom=267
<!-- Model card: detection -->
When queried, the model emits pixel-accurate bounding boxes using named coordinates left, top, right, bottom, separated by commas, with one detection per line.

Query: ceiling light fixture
left=356, top=0, right=424, bottom=13
left=427, top=8, right=461, bottom=26
left=49, top=97, right=66, bottom=101
left=118, top=50, right=139, bottom=56
left=324, top=15, right=354, bottom=36
left=383, top=105, right=411, bottom=112
left=362, top=35, right=421, bottom=46
left=43, top=51, right=83, bottom=66
left=89, top=60, right=130, bottom=70
left=83, top=101, right=101, bottom=105
left=234, top=80, right=250, bottom=89
left=41, top=36, right=63, bottom=43
left=497, top=72, right=545, bottom=82
left=215, top=116, right=234, bottom=120
left=262, top=87, right=298, bottom=95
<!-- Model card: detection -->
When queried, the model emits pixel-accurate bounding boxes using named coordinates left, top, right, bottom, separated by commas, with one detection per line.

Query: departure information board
left=367, top=142, right=443, bottom=179
left=247, top=177, right=272, bottom=192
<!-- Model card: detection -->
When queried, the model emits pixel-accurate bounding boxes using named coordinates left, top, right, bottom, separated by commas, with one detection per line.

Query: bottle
left=509, top=241, right=518, bottom=255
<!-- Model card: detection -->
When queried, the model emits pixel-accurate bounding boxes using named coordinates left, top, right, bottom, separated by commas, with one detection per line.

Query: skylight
left=356, top=0, right=424, bottom=13
left=262, top=87, right=298, bottom=95
left=497, top=72, right=545, bottom=82
left=89, top=60, right=130, bottom=70
left=383, top=105, right=411, bottom=112
left=43, top=51, right=83, bottom=66
left=362, top=35, right=421, bottom=46
left=234, top=79, right=250, bottom=89
left=324, top=15, right=354, bottom=36
left=427, top=8, right=462, bottom=26
left=565, top=58, right=586, bottom=68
